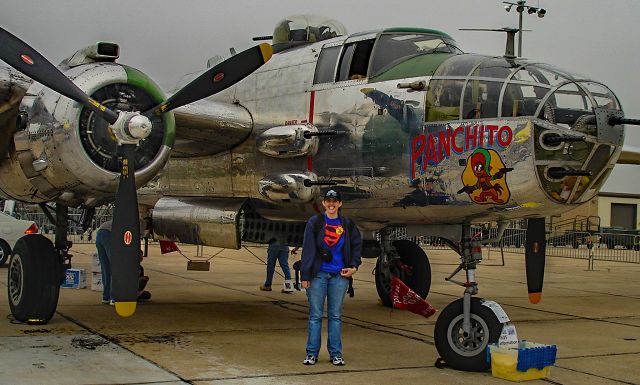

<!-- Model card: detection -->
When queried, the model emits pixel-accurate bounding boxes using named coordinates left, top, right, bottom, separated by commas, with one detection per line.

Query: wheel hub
left=8, top=254, right=24, bottom=306
left=378, top=259, right=409, bottom=293
left=447, top=313, right=490, bottom=357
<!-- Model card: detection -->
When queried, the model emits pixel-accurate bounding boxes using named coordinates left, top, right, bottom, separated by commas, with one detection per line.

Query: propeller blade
left=525, top=218, right=546, bottom=304
left=150, top=43, right=272, bottom=114
left=110, top=143, right=141, bottom=317
left=0, top=27, right=119, bottom=124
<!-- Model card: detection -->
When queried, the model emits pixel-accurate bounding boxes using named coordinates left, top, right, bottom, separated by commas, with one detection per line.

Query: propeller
left=525, top=218, right=546, bottom=304
left=0, top=26, right=273, bottom=316
left=0, top=27, right=119, bottom=124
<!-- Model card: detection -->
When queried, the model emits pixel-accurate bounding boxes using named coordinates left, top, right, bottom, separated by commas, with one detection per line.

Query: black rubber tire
left=375, top=240, right=431, bottom=307
left=0, top=239, right=11, bottom=266
left=7, top=234, right=61, bottom=324
left=434, top=297, right=503, bottom=372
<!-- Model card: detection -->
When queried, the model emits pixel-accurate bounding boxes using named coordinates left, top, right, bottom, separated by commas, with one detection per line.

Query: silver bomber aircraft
left=1, top=15, right=639, bottom=372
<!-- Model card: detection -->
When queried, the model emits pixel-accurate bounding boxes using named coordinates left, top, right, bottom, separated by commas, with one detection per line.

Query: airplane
left=1, top=13, right=638, bottom=372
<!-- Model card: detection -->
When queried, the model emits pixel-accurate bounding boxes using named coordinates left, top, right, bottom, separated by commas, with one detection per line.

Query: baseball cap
left=323, top=189, right=342, bottom=201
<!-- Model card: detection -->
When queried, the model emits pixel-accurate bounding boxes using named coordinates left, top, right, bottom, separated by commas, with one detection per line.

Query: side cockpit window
left=336, top=40, right=374, bottom=81
left=313, top=46, right=341, bottom=84
left=313, top=39, right=374, bottom=84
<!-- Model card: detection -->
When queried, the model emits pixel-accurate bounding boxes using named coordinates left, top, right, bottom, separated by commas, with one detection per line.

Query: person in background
left=138, top=249, right=151, bottom=301
left=300, top=190, right=362, bottom=366
left=95, top=217, right=150, bottom=305
left=95, top=220, right=113, bottom=305
left=260, top=240, right=297, bottom=293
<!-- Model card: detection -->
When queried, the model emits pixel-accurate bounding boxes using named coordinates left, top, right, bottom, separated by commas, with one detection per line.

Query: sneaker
left=138, top=291, right=151, bottom=301
left=259, top=285, right=272, bottom=291
left=109, top=300, right=115, bottom=306
left=101, top=299, right=110, bottom=304
left=303, top=355, right=317, bottom=365
left=282, top=280, right=294, bottom=293
left=331, top=356, right=345, bottom=366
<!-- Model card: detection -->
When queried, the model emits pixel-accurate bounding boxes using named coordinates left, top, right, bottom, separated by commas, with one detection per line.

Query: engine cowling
left=0, top=61, right=175, bottom=207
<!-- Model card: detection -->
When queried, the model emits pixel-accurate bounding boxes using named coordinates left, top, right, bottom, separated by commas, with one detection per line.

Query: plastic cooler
left=487, top=341, right=557, bottom=382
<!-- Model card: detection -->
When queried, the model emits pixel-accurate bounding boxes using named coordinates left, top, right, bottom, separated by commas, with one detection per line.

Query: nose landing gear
left=433, top=223, right=509, bottom=372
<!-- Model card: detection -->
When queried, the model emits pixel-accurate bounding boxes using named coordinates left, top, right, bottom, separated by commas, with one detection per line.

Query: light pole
left=503, top=1, right=547, bottom=57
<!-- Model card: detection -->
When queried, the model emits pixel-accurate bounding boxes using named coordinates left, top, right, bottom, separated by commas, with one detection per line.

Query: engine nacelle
left=0, top=62, right=175, bottom=207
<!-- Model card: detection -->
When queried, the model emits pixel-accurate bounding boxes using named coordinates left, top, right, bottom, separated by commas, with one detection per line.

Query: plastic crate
left=487, top=341, right=557, bottom=382
left=61, top=268, right=86, bottom=289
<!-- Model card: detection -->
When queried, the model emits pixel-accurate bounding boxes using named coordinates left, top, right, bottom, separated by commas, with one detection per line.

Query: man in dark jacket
left=300, top=190, right=362, bottom=366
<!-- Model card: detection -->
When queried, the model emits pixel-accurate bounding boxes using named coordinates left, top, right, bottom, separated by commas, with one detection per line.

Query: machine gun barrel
left=609, top=117, right=640, bottom=126
left=547, top=167, right=591, bottom=179
left=542, top=133, right=585, bottom=146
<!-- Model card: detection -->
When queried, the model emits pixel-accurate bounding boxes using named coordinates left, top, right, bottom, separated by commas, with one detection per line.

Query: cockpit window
left=369, top=33, right=462, bottom=77
left=273, top=15, right=347, bottom=53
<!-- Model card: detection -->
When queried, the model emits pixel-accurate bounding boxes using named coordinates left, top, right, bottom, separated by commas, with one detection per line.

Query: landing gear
left=375, top=238, right=431, bottom=307
left=434, top=297, right=502, bottom=372
left=8, top=235, right=62, bottom=324
left=7, top=203, right=76, bottom=324
left=432, top=223, right=508, bottom=371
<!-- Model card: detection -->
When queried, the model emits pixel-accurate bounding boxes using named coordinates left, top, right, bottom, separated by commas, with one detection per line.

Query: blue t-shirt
left=320, top=215, right=345, bottom=273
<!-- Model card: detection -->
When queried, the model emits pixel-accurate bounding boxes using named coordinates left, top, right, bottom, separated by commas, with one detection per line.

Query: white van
left=0, top=211, right=39, bottom=266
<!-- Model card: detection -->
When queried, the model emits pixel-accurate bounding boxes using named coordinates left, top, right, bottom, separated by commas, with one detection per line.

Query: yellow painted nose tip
left=528, top=292, right=542, bottom=304
left=114, top=301, right=137, bottom=317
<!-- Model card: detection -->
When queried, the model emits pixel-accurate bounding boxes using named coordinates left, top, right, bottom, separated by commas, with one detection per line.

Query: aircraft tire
left=0, top=239, right=11, bottom=266
left=434, top=297, right=503, bottom=372
left=7, top=235, right=61, bottom=324
left=375, top=240, right=431, bottom=307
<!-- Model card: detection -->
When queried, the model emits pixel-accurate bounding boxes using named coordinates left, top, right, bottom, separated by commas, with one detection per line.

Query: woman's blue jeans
left=305, top=271, right=349, bottom=358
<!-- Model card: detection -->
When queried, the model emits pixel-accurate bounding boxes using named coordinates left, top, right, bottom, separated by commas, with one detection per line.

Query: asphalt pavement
left=0, top=243, right=638, bottom=385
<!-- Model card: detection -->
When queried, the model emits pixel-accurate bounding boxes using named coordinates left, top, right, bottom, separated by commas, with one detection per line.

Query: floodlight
left=527, top=7, right=537, bottom=14
left=504, top=4, right=512, bottom=11
left=537, top=8, right=546, bottom=17
left=516, top=5, right=524, bottom=12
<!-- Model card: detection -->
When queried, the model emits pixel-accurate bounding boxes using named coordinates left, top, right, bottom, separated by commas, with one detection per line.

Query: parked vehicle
left=600, top=227, right=640, bottom=250
left=0, top=211, right=39, bottom=266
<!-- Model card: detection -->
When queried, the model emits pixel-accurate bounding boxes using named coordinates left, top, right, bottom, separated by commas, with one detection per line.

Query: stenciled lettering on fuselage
left=410, top=122, right=515, bottom=205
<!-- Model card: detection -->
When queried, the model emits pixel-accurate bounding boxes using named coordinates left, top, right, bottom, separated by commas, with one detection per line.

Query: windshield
left=369, top=33, right=462, bottom=77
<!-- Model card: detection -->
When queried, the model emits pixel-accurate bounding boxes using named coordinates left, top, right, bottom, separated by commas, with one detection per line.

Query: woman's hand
left=301, top=280, right=311, bottom=289
left=340, top=267, right=357, bottom=277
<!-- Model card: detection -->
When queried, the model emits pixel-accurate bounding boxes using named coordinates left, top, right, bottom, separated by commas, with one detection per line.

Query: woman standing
left=300, top=190, right=362, bottom=366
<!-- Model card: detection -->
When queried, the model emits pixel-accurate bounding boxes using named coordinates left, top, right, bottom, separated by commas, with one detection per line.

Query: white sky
left=1, top=0, right=639, bottom=190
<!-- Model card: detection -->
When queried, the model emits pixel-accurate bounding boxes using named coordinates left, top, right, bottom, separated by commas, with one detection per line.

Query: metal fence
left=418, top=228, right=640, bottom=265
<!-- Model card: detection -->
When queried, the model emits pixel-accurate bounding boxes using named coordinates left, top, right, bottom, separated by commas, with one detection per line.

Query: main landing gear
left=7, top=204, right=86, bottom=324
left=433, top=224, right=508, bottom=372
left=374, top=229, right=431, bottom=307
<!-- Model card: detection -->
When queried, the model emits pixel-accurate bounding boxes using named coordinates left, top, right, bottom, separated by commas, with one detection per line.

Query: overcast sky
left=1, top=0, right=638, bottom=191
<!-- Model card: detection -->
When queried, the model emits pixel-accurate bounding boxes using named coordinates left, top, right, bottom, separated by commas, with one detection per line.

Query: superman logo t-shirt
left=320, top=215, right=345, bottom=273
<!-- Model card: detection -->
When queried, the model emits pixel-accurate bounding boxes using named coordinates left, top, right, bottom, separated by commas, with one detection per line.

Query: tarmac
left=0, top=243, right=639, bottom=385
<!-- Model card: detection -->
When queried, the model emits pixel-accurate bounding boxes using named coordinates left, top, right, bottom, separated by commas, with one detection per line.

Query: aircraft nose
left=530, top=84, right=625, bottom=205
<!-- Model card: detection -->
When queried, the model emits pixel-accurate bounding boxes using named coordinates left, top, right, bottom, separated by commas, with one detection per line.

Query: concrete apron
left=0, top=243, right=639, bottom=385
